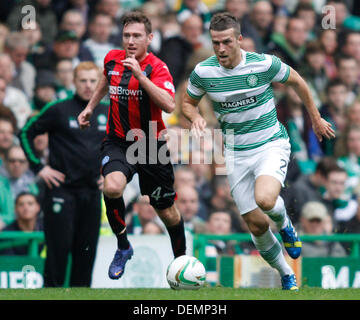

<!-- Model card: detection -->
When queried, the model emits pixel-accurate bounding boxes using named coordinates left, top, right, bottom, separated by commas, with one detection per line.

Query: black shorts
left=100, top=137, right=176, bottom=210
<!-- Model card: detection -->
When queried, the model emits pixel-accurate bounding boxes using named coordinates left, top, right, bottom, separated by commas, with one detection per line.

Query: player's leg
left=138, top=147, right=186, bottom=258
left=101, top=139, right=136, bottom=279
left=253, top=139, right=301, bottom=259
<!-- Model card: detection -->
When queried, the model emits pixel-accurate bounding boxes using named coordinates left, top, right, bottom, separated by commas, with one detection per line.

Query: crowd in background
left=1, top=0, right=360, bottom=259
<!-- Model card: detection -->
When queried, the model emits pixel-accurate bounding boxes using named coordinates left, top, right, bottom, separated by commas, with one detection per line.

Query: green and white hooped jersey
left=187, top=49, right=290, bottom=152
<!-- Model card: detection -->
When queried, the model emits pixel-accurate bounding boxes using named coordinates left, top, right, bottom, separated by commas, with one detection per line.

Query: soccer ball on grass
left=166, top=255, right=206, bottom=290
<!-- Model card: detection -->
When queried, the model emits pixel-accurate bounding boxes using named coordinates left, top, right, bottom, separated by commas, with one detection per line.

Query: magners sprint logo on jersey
left=109, top=85, right=143, bottom=100
left=221, top=96, right=257, bottom=109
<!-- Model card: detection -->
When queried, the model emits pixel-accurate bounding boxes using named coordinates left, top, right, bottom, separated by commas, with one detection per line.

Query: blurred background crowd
left=1, top=0, right=360, bottom=259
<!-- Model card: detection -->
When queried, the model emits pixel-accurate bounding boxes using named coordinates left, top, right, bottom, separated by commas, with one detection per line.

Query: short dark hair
left=305, top=41, right=325, bottom=56
left=326, top=78, right=346, bottom=93
left=335, top=54, right=357, bottom=68
left=315, top=157, right=344, bottom=177
left=209, top=12, right=241, bottom=36
left=15, top=191, right=39, bottom=205
left=122, top=11, right=152, bottom=34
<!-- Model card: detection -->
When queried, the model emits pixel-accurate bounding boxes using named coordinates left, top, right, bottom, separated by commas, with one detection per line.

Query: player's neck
left=226, top=49, right=243, bottom=69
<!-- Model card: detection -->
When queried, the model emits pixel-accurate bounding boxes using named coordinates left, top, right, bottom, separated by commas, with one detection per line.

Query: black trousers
left=43, top=186, right=101, bottom=287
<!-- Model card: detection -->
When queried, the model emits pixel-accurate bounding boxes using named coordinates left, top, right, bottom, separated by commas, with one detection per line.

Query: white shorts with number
left=225, top=138, right=291, bottom=215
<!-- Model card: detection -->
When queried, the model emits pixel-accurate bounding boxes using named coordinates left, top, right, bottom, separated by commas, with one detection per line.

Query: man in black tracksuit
left=20, top=62, right=108, bottom=287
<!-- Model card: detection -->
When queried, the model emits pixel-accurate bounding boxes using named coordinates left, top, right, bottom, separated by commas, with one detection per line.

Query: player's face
left=74, top=69, right=99, bottom=101
left=210, top=28, right=242, bottom=69
left=122, top=23, right=153, bottom=61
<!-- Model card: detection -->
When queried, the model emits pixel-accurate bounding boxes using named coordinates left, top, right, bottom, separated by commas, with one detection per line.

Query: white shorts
left=225, top=138, right=291, bottom=215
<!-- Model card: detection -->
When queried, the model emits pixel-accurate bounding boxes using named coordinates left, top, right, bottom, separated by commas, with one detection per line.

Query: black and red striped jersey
left=103, top=50, right=175, bottom=140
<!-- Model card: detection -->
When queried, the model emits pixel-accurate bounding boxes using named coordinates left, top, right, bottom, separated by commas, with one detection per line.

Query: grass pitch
left=0, top=287, right=360, bottom=300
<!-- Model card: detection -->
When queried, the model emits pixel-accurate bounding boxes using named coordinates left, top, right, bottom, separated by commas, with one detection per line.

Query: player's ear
left=147, top=32, right=154, bottom=44
left=237, top=34, right=243, bottom=45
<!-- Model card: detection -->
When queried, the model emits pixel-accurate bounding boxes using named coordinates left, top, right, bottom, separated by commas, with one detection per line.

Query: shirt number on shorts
left=151, top=187, right=162, bottom=201
left=279, top=159, right=287, bottom=175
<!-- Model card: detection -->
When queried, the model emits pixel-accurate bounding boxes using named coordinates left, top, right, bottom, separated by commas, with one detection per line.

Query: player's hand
left=312, top=118, right=336, bottom=142
left=38, top=165, right=66, bottom=189
left=191, top=115, right=207, bottom=139
left=121, top=54, right=142, bottom=79
left=78, top=107, right=93, bottom=129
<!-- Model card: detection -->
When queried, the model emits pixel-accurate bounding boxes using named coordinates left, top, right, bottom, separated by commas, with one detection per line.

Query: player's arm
left=285, top=67, right=335, bottom=142
left=121, top=55, right=175, bottom=113
left=78, top=73, right=108, bottom=129
left=182, top=91, right=207, bottom=138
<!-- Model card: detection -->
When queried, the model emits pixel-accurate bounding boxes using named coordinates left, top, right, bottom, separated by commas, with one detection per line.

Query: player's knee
left=103, top=182, right=124, bottom=198
left=256, top=195, right=276, bottom=212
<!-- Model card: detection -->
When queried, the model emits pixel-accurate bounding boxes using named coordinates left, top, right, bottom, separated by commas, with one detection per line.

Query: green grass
left=0, top=287, right=360, bottom=300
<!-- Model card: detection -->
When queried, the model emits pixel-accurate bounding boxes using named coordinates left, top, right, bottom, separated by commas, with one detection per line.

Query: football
left=166, top=255, right=206, bottom=290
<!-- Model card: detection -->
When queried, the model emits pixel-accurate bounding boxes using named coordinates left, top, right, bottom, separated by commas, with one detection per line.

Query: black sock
left=104, top=195, right=130, bottom=250
left=166, top=217, right=186, bottom=258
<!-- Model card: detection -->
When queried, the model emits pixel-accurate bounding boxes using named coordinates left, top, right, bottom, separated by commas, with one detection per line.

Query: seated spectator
left=83, top=13, right=116, bottom=67
left=319, top=79, right=348, bottom=156
left=284, top=157, right=339, bottom=225
left=241, top=37, right=256, bottom=52
left=0, top=145, right=38, bottom=200
left=268, top=17, right=307, bottom=69
left=209, top=175, right=243, bottom=233
left=174, top=165, right=196, bottom=189
left=300, top=41, right=328, bottom=106
left=60, top=9, right=87, bottom=40
left=32, top=30, right=94, bottom=73
left=0, top=57, right=32, bottom=130
left=0, top=192, right=43, bottom=255
left=335, top=55, right=359, bottom=106
left=55, top=59, right=75, bottom=100
left=346, top=100, right=360, bottom=128
left=0, top=117, right=16, bottom=166
left=176, top=0, right=212, bottom=30
left=20, top=21, right=47, bottom=64
left=126, top=195, right=166, bottom=235
left=299, top=201, right=347, bottom=257
left=141, top=1, right=163, bottom=55
left=319, top=29, right=338, bottom=79
left=341, top=30, right=360, bottom=66
left=4, top=32, right=36, bottom=99
left=293, top=2, right=318, bottom=40
left=31, top=70, right=57, bottom=112
left=175, top=185, right=206, bottom=233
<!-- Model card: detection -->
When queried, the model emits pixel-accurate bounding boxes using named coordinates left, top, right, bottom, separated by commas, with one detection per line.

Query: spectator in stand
left=20, top=21, right=46, bottom=65
left=83, top=13, right=116, bottom=67
left=60, top=9, right=87, bottom=41
left=176, top=0, right=212, bottom=30
left=0, top=192, right=43, bottom=255
left=142, top=221, right=165, bottom=234
left=32, top=30, right=94, bottom=72
left=336, top=125, right=360, bottom=193
left=6, top=0, right=58, bottom=46
left=299, top=201, right=347, bottom=257
left=320, top=79, right=349, bottom=156
left=319, top=29, right=338, bottom=80
left=159, top=14, right=205, bottom=89
left=141, top=1, right=163, bottom=55
left=175, top=185, right=206, bottom=233
left=293, top=2, right=318, bottom=40
left=249, top=0, right=274, bottom=52
left=241, top=37, right=256, bottom=52
left=55, top=59, right=75, bottom=100
left=346, top=100, right=360, bottom=128
left=95, top=0, right=125, bottom=47
left=126, top=195, right=166, bottom=235
left=0, top=117, right=15, bottom=166
left=341, top=31, right=360, bottom=66
left=0, top=106, right=17, bottom=139
left=268, top=17, right=307, bottom=69
left=0, top=23, right=9, bottom=53
left=284, top=157, right=338, bottom=225
left=224, top=0, right=262, bottom=52
left=4, top=32, right=36, bottom=99
left=300, top=41, right=328, bottom=106
left=335, top=55, right=360, bottom=106
left=326, top=0, right=350, bottom=34
left=0, top=56, right=32, bottom=130
left=31, top=70, right=57, bottom=112
left=174, top=165, right=196, bottom=190
left=0, top=145, right=38, bottom=199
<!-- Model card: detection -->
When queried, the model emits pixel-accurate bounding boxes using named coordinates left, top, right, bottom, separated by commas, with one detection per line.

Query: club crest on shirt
left=246, top=74, right=259, bottom=87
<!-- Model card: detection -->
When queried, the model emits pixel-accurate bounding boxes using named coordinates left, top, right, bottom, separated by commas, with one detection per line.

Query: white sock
left=251, top=228, right=293, bottom=277
left=263, top=196, right=289, bottom=231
